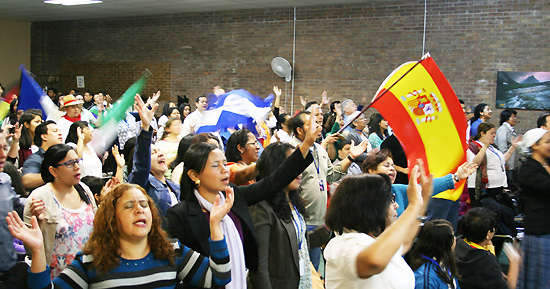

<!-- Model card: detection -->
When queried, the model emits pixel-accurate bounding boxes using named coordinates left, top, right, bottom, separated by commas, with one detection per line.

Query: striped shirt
left=28, top=238, right=231, bottom=289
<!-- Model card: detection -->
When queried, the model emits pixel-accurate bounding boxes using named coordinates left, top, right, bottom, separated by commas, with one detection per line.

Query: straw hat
left=59, top=94, right=84, bottom=110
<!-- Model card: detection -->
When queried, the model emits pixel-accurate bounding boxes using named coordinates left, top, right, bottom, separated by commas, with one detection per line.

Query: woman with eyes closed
left=8, top=183, right=233, bottom=289
left=362, top=149, right=476, bottom=218
left=23, top=144, right=97, bottom=278
left=166, top=107, right=321, bottom=289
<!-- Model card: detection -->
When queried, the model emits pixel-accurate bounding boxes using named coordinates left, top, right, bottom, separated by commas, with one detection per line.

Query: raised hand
left=299, top=96, right=308, bottom=109
left=99, top=177, right=121, bottom=201
left=456, top=161, right=478, bottom=180
left=209, top=187, right=235, bottom=241
left=135, top=94, right=158, bottom=130
left=77, top=127, right=84, bottom=140
left=416, top=159, right=434, bottom=211
left=7, top=211, right=43, bottom=252
left=273, top=86, right=282, bottom=97
left=349, top=139, right=369, bottom=159
left=320, top=91, right=330, bottom=107
left=8, top=123, right=22, bottom=141
left=210, top=186, right=235, bottom=225
left=511, top=135, right=523, bottom=148
left=112, top=145, right=125, bottom=168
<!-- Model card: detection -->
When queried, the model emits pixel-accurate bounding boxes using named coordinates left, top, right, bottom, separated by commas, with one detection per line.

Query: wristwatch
left=452, top=173, right=460, bottom=183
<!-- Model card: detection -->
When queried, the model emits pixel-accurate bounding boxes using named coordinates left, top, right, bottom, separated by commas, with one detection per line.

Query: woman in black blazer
left=166, top=110, right=321, bottom=289
left=249, top=142, right=330, bottom=289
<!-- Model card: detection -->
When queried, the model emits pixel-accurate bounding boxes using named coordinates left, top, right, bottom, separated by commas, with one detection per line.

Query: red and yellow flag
left=372, top=54, right=467, bottom=200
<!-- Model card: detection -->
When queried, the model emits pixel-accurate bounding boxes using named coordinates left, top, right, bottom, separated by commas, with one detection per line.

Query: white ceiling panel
left=0, top=0, right=399, bottom=22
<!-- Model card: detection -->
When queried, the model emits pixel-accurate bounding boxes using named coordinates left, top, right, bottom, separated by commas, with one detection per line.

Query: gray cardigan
left=249, top=200, right=330, bottom=289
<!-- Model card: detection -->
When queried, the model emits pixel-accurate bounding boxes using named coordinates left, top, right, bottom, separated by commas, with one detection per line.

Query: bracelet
left=347, top=155, right=356, bottom=162
left=417, top=215, right=428, bottom=226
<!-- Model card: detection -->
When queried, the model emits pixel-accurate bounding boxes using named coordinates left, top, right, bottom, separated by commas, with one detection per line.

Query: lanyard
left=291, top=205, right=304, bottom=250
left=310, top=145, right=325, bottom=191
left=420, top=254, right=451, bottom=278
left=487, top=145, right=505, bottom=172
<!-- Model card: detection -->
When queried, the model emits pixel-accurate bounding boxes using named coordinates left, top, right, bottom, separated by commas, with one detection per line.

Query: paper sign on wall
left=76, top=76, right=85, bottom=88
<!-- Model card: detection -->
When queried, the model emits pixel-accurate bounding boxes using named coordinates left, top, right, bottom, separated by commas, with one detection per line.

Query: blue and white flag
left=196, top=89, right=274, bottom=134
left=18, top=65, right=58, bottom=119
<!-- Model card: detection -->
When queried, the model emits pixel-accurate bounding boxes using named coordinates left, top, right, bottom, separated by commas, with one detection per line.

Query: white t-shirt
left=467, top=141, right=507, bottom=189
left=324, top=232, right=415, bottom=289
left=181, top=110, right=203, bottom=136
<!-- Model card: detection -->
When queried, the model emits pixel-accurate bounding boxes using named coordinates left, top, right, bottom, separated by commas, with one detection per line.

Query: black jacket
left=166, top=148, right=313, bottom=288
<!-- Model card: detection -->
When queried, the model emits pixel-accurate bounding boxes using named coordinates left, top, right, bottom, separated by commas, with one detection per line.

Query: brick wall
left=31, top=0, right=550, bottom=133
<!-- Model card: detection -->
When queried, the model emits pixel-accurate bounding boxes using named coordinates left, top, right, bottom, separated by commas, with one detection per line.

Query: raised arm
left=238, top=110, right=318, bottom=206
left=355, top=164, right=433, bottom=278
left=128, top=94, right=158, bottom=187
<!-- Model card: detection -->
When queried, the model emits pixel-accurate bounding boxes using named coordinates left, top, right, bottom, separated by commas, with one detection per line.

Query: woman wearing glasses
left=23, top=144, right=99, bottom=278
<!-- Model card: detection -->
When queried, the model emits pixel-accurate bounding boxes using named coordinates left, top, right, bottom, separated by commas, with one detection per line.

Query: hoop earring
left=195, top=179, right=200, bottom=187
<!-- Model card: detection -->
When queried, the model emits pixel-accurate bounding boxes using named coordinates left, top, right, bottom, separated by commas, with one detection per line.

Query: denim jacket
left=128, top=128, right=180, bottom=219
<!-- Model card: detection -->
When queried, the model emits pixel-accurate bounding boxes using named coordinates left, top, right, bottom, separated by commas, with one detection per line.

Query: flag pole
left=337, top=53, right=430, bottom=134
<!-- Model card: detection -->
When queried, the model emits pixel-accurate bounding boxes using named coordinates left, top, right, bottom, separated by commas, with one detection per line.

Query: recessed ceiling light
left=44, top=0, right=102, bottom=6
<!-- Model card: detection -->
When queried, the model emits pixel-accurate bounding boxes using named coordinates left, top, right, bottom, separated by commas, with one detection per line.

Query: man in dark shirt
left=21, top=121, right=63, bottom=190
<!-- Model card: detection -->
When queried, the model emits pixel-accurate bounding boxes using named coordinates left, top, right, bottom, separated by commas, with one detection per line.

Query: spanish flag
left=372, top=53, right=467, bottom=200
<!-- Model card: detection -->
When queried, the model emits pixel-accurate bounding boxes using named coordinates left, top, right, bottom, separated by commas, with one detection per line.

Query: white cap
left=522, top=128, right=548, bottom=149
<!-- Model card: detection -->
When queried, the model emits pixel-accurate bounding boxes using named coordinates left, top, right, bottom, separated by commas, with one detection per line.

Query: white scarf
left=194, top=190, right=247, bottom=289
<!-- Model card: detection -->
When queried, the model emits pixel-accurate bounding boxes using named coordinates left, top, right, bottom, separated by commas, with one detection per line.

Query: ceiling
left=0, top=0, right=379, bottom=22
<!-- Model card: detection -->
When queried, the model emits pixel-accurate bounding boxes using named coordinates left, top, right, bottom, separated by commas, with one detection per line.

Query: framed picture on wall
left=496, top=71, right=550, bottom=110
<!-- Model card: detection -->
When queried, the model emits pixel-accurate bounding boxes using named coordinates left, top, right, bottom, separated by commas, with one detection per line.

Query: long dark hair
left=41, top=144, right=90, bottom=204
left=469, top=103, right=488, bottom=125
left=179, top=103, right=191, bottom=121
left=180, top=142, right=218, bottom=200
left=256, top=142, right=307, bottom=221
left=325, top=174, right=393, bottom=236
left=65, top=121, right=89, bottom=145
left=369, top=113, right=388, bottom=140
left=409, top=219, right=459, bottom=288
left=19, top=109, right=42, bottom=150
left=6, top=98, right=19, bottom=126
left=225, top=128, right=251, bottom=162
left=161, top=103, right=177, bottom=117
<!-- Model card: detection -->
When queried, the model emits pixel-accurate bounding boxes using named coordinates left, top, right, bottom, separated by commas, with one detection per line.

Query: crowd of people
left=0, top=82, right=548, bottom=289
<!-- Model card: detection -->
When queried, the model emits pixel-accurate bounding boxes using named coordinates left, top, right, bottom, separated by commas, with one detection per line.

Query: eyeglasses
left=390, top=194, right=396, bottom=203
left=246, top=142, right=258, bottom=147
left=54, top=158, right=82, bottom=168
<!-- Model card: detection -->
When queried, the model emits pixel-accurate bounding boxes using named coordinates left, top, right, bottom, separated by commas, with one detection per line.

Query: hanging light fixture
left=44, top=0, right=102, bottom=6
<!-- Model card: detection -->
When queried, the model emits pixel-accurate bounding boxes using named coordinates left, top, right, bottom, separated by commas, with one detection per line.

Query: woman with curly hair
left=7, top=183, right=233, bottom=289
